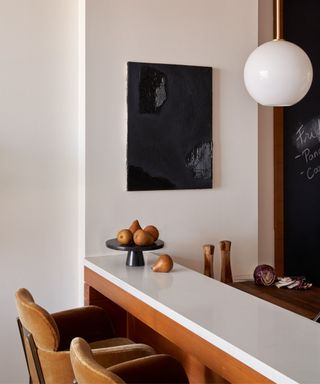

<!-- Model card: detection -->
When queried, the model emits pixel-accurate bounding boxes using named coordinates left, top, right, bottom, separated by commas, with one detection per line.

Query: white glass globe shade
left=244, top=39, right=313, bottom=106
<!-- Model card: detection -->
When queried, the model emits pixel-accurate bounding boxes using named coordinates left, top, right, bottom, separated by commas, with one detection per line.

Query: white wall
left=86, top=0, right=260, bottom=280
left=0, top=1, right=274, bottom=382
left=0, top=1, right=80, bottom=382
left=258, top=0, right=274, bottom=266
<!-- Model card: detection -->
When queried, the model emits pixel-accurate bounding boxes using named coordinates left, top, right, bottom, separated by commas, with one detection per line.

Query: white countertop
left=85, top=253, right=320, bottom=384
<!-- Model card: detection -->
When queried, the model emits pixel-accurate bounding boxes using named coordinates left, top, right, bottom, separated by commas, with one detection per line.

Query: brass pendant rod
left=275, top=0, right=283, bottom=40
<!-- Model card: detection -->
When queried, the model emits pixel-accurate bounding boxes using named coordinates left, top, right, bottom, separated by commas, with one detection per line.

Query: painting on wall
left=127, top=61, right=213, bottom=191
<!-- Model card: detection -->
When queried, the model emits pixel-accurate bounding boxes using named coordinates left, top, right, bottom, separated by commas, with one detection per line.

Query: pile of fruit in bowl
left=115, top=220, right=173, bottom=273
left=116, top=219, right=159, bottom=246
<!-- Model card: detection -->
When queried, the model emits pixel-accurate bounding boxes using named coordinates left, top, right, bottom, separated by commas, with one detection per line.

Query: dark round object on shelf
left=254, top=264, right=277, bottom=286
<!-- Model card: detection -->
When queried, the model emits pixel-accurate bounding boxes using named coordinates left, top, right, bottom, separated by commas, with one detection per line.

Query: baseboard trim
left=233, top=275, right=253, bottom=282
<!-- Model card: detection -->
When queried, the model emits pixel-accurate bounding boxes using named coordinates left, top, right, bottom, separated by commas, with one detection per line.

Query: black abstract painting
left=127, top=62, right=213, bottom=191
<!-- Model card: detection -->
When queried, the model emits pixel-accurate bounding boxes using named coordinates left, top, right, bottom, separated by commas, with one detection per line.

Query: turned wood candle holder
left=220, top=240, right=233, bottom=283
left=203, top=244, right=215, bottom=278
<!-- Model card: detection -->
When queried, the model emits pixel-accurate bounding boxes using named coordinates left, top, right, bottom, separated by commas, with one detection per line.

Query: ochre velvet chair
left=70, top=337, right=189, bottom=384
left=15, top=288, right=155, bottom=384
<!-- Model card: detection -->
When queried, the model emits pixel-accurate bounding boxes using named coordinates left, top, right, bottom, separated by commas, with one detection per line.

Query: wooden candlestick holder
left=220, top=240, right=233, bottom=283
left=203, top=244, right=214, bottom=278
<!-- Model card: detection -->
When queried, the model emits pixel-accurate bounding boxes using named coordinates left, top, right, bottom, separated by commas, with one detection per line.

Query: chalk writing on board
left=294, top=116, right=320, bottom=180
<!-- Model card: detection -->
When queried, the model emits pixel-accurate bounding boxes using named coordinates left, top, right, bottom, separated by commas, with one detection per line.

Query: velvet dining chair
left=15, top=288, right=155, bottom=384
left=70, top=337, right=189, bottom=384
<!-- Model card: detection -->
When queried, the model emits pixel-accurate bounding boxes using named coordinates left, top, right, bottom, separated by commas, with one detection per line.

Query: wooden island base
left=84, top=267, right=272, bottom=384
left=85, top=283, right=225, bottom=383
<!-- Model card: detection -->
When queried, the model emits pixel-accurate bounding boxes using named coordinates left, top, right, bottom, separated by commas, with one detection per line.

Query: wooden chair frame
left=17, top=317, right=45, bottom=384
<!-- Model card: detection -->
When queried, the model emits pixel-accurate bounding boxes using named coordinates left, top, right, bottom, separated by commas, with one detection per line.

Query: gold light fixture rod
left=275, top=0, right=283, bottom=40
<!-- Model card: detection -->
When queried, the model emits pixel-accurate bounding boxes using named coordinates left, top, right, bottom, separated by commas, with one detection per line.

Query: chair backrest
left=70, top=337, right=124, bottom=384
left=71, top=338, right=189, bottom=384
left=15, top=288, right=60, bottom=351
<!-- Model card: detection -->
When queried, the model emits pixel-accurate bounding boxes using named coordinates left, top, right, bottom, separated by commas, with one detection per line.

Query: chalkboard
left=282, top=0, right=320, bottom=285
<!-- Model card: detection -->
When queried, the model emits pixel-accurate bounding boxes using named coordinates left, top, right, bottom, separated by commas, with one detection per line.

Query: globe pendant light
left=244, top=0, right=313, bottom=106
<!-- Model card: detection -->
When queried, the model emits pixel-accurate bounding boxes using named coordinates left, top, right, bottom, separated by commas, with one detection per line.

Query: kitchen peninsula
left=84, top=253, right=320, bottom=384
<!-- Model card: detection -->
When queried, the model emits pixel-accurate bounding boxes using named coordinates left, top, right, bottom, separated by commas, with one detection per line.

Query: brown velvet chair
left=15, top=288, right=155, bottom=384
left=70, top=337, right=189, bottom=384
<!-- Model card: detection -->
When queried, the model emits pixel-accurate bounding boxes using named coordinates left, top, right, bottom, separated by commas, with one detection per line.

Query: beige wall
left=0, top=1, right=275, bottom=382
left=85, top=0, right=261, bottom=280
left=258, top=0, right=274, bottom=266
left=0, top=1, right=80, bottom=382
